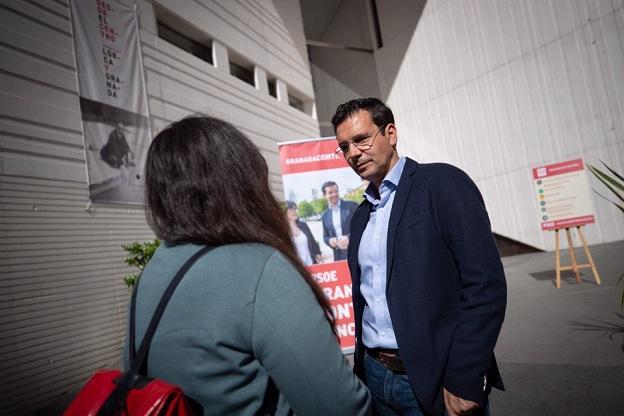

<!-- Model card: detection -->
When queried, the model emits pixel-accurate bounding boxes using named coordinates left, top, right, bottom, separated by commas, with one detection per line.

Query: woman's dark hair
left=284, top=200, right=297, bottom=210
left=331, top=97, right=395, bottom=132
left=145, top=115, right=334, bottom=326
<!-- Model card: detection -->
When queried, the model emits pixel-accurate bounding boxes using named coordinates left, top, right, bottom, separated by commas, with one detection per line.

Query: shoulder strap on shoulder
left=129, top=245, right=216, bottom=376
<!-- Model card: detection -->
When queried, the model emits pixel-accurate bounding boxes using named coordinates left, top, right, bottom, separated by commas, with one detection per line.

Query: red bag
left=63, top=370, right=191, bottom=416
left=63, top=247, right=215, bottom=416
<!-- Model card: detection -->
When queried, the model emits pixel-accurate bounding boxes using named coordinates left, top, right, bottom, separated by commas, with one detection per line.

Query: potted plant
left=587, top=161, right=624, bottom=308
left=122, top=239, right=161, bottom=288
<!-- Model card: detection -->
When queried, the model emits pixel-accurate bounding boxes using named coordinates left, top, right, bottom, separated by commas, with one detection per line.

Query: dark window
left=157, top=21, right=213, bottom=65
left=230, top=62, right=254, bottom=86
left=268, top=79, right=277, bottom=98
left=288, top=94, right=304, bottom=111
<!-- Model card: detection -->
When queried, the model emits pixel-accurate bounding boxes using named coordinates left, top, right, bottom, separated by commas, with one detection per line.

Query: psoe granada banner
left=279, top=137, right=366, bottom=352
left=70, top=0, right=152, bottom=204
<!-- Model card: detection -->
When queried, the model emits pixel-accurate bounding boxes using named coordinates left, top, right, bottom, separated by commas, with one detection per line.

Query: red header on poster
left=279, top=139, right=349, bottom=174
left=532, top=158, right=584, bottom=179
left=308, top=261, right=355, bottom=351
left=541, top=215, right=595, bottom=230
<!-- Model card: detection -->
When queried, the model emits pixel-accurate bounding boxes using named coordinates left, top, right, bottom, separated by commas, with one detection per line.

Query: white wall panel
left=376, top=0, right=624, bottom=250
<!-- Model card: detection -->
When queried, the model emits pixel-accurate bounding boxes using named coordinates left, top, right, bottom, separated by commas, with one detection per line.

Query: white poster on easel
left=532, top=158, right=595, bottom=231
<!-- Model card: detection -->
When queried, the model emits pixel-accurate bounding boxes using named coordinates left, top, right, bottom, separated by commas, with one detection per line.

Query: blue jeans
left=363, top=352, right=424, bottom=416
left=363, top=352, right=490, bottom=416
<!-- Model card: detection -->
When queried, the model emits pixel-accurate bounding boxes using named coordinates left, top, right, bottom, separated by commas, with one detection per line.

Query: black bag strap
left=128, top=273, right=139, bottom=363
left=257, top=377, right=281, bottom=416
left=131, top=245, right=215, bottom=375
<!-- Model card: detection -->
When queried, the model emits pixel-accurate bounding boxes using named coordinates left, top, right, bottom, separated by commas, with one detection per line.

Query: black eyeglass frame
left=334, top=124, right=388, bottom=156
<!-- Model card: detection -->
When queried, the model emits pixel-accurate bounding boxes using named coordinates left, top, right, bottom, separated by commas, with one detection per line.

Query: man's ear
left=386, top=123, right=398, bottom=146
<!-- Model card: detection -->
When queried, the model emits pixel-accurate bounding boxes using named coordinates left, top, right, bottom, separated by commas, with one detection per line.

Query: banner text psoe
left=308, top=261, right=355, bottom=351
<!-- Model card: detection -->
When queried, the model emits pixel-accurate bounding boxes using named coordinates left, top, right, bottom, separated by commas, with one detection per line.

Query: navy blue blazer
left=322, top=199, right=358, bottom=261
left=348, top=158, right=506, bottom=416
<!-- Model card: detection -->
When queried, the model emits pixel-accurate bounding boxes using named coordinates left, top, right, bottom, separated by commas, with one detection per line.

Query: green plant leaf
left=601, top=161, right=624, bottom=183
left=589, top=164, right=624, bottom=310
left=123, top=272, right=139, bottom=288
left=593, top=189, right=616, bottom=205
left=589, top=165, right=624, bottom=193
left=121, top=239, right=160, bottom=287
left=595, top=190, right=624, bottom=214
left=588, top=165, right=624, bottom=203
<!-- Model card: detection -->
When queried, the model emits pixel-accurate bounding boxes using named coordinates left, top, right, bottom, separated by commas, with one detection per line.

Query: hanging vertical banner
left=70, top=0, right=151, bottom=204
left=279, top=137, right=365, bottom=352
left=532, top=158, right=596, bottom=230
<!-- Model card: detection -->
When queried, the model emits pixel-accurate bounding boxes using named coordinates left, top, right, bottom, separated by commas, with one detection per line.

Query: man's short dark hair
left=321, top=181, right=338, bottom=195
left=331, top=97, right=395, bottom=132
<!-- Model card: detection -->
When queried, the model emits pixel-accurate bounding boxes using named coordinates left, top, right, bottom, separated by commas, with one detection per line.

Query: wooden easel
left=554, top=226, right=601, bottom=288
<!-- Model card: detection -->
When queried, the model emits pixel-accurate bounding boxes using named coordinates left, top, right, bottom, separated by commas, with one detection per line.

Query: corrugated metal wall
left=376, top=0, right=624, bottom=250
left=0, top=0, right=319, bottom=414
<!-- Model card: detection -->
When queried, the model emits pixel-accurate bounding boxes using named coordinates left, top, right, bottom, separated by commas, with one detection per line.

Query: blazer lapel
left=386, top=158, right=419, bottom=289
left=324, top=210, right=336, bottom=237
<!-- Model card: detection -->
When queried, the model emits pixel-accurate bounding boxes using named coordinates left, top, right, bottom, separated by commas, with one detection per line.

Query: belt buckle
left=376, top=351, right=405, bottom=374
left=377, top=353, right=392, bottom=368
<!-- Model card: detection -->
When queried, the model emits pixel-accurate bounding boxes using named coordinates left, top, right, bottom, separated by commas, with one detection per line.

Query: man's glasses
left=335, top=125, right=386, bottom=156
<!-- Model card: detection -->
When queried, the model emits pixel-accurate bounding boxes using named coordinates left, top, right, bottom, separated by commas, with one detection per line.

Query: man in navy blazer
left=321, top=181, right=358, bottom=261
left=331, top=98, right=506, bottom=416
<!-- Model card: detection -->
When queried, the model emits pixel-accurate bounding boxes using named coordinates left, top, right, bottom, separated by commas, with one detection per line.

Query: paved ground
left=489, top=240, right=624, bottom=415
left=38, top=241, right=624, bottom=415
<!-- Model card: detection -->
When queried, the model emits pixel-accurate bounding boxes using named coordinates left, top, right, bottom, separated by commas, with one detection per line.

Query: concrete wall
left=0, top=0, right=318, bottom=413
left=306, top=0, right=382, bottom=136
left=309, top=0, right=624, bottom=250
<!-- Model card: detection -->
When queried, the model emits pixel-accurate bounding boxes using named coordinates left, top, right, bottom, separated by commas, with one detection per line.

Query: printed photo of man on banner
left=278, top=137, right=365, bottom=352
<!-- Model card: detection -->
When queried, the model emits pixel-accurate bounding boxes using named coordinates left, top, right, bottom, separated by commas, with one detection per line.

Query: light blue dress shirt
left=359, top=157, right=406, bottom=349
left=330, top=200, right=343, bottom=237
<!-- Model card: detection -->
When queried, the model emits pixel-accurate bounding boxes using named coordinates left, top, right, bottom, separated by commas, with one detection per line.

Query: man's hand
left=443, top=388, right=479, bottom=416
left=337, top=236, right=349, bottom=250
left=329, top=237, right=338, bottom=248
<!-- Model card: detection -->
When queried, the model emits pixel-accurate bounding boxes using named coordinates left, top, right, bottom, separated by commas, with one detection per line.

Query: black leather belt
left=367, top=348, right=406, bottom=374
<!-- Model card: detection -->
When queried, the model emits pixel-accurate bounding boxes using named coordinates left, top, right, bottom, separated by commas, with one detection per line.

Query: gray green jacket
left=125, top=243, right=370, bottom=415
